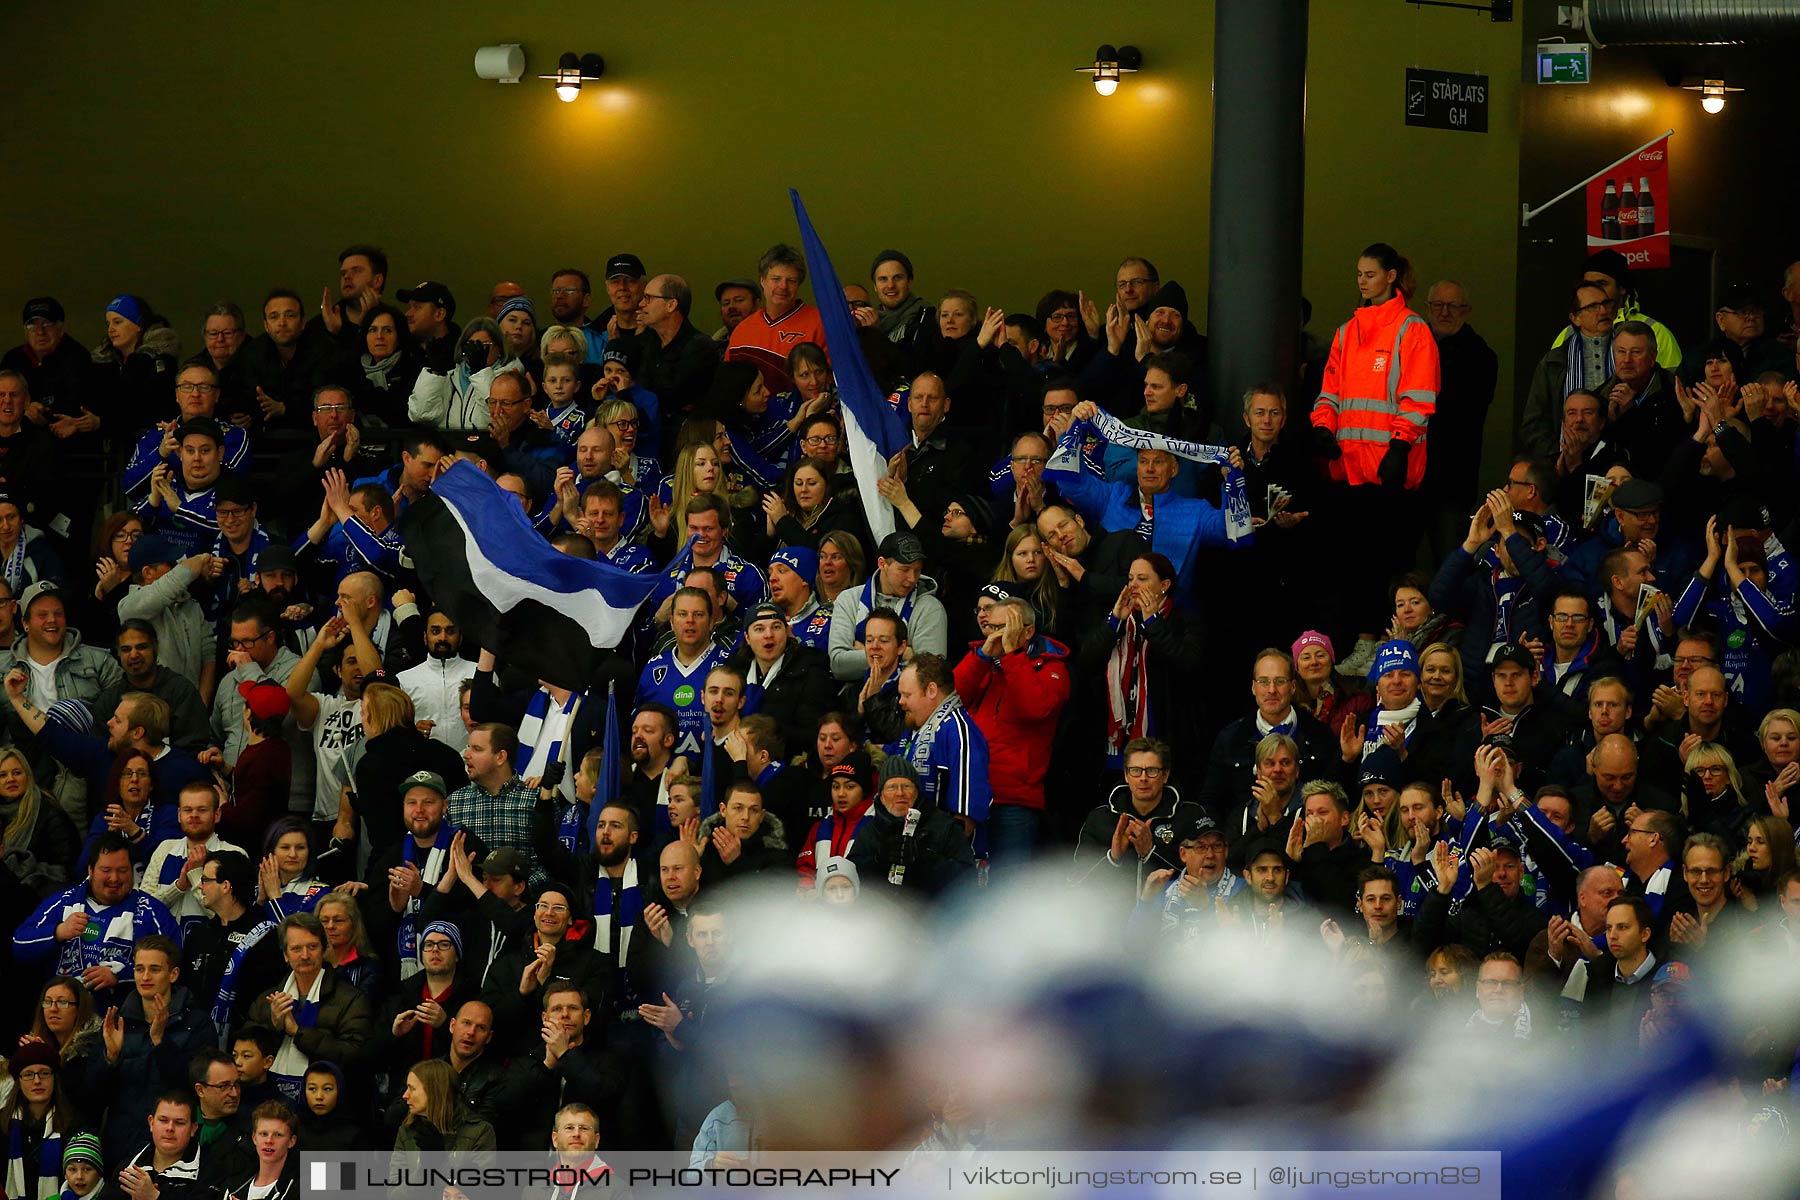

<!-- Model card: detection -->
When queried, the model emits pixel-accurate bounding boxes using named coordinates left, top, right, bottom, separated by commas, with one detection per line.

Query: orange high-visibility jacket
left=1311, top=292, right=1440, bottom=488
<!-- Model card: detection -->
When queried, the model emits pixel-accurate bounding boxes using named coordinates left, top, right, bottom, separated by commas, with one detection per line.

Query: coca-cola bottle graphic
left=1619, top=179, right=1638, bottom=239
left=1601, top=178, right=1620, bottom=241
left=1637, top=175, right=1656, bottom=236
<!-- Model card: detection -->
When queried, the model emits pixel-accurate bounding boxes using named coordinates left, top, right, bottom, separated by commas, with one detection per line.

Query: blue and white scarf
left=592, top=857, right=641, bottom=971
left=398, top=825, right=456, bottom=978
left=211, top=915, right=280, bottom=1045
left=517, top=687, right=582, bottom=803
left=1, top=535, right=30, bottom=595
left=267, top=969, right=322, bottom=1102
left=1049, top=411, right=1252, bottom=543
left=1563, top=328, right=1613, bottom=395
left=5, top=1111, right=61, bottom=1200
left=854, top=574, right=916, bottom=640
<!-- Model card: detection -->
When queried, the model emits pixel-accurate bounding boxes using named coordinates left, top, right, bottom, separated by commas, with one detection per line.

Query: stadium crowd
left=1, top=238, right=1800, bottom=1189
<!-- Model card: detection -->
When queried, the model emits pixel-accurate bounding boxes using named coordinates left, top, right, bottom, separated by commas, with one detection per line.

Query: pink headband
left=1292, top=630, right=1335, bottom=662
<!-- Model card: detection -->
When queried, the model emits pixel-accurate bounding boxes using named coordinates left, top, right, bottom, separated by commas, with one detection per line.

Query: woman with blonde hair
left=1683, top=741, right=1750, bottom=844
left=1735, top=813, right=1798, bottom=905
left=990, top=526, right=1060, bottom=636
left=351, top=683, right=464, bottom=859
left=650, top=442, right=728, bottom=542
left=1747, top=707, right=1800, bottom=813
left=0, top=750, right=79, bottom=901
left=594, top=396, right=659, bottom=487
left=313, top=892, right=382, bottom=1002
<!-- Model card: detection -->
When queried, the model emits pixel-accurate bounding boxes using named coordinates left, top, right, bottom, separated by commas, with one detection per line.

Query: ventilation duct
left=1583, top=0, right=1800, bottom=46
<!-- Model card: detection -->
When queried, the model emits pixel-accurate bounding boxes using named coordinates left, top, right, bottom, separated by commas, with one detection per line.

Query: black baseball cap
left=1716, top=283, right=1763, bottom=313
left=397, top=281, right=456, bottom=318
left=174, top=417, right=225, bottom=447
left=746, top=602, right=785, bottom=628
left=878, top=531, right=927, bottom=564
left=714, top=277, right=761, bottom=302
left=257, top=543, right=300, bottom=575
left=1489, top=642, right=1535, bottom=673
left=605, top=253, right=646, bottom=280
left=22, top=297, right=64, bottom=324
left=1175, top=813, right=1225, bottom=846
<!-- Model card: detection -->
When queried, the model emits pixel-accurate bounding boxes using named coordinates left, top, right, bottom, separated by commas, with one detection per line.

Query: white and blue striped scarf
left=517, top=686, right=581, bottom=803
left=211, top=915, right=280, bottom=1045
left=5, top=1112, right=60, bottom=1200
left=1049, top=411, right=1253, bottom=543
left=398, top=825, right=455, bottom=978
left=592, top=857, right=641, bottom=972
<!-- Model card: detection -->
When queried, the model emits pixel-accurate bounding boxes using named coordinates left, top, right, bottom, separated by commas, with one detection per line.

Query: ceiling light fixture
left=1679, top=77, right=1740, bottom=115
left=540, top=52, right=605, bottom=103
left=1078, top=44, right=1142, bottom=97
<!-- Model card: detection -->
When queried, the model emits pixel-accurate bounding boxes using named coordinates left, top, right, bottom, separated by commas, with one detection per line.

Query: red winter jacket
left=952, top=636, right=1072, bottom=811
left=1311, top=291, right=1440, bottom=489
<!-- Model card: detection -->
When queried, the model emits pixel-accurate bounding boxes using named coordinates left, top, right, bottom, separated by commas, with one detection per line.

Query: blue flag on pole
left=790, top=189, right=911, bottom=545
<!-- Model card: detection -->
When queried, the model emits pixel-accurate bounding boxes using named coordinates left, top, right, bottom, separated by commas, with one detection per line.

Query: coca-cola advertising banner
left=1587, top=135, right=1670, bottom=269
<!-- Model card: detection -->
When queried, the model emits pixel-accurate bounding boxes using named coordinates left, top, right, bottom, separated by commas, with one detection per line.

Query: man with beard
left=247, top=544, right=318, bottom=656
left=97, top=620, right=211, bottom=751
left=285, top=609, right=379, bottom=827
left=620, top=703, right=678, bottom=821
left=588, top=804, right=647, bottom=992
left=398, top=609, right=477, bottom=751
left=363, top=771, right=487, bottom=985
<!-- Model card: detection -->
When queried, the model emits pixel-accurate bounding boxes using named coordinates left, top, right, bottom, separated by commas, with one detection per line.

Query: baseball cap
left=1652, top=961, right=1692, bottom=988
left=127, top=534, right=183, bottom=572
left=1716, top=283, right=1763, bottom=313
left=714, top=277, right=761, bottom=302
left=1487, top=832, right=1523, bottom=858
left=18, top=580, right=63, bottom=617
left=396, top=281, right=456, bottom=318
left=174, top=417, right=225, bottom=447
left=1717, top=495, right=1771, bottom=532
left=605, top=253, right=646, bottom=280
left=1489, top=642, right=1535, bottom=673
left=400, top=769, right=448, bottom=799
left=22, top=297, right=64, bottom=325
left=878, top=531, right=927, bottom=564
left=770, top=546, right=817, bottom=583
left=256, top=543, right=300, bottom=575
left=746, top=602, right=785, bottom=629
left=1175, top=813, right=1225, bottom=846
left=237, top=679, right=291, bottom=721
left=1610, top=478, right=1663, bottom=512
left=481, top=846, right=529, bottom=883
left=1482, top=731, right=1519, bottom=757
left=1510, top=510, right=1548, bottom=542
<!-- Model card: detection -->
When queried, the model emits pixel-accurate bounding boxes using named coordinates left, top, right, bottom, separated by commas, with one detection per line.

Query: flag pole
left=1520, top=129, right=1673, bottom=227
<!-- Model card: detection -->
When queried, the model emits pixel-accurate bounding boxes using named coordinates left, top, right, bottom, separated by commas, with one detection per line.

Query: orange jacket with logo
left=1310, top=292, right=1440, bottom=488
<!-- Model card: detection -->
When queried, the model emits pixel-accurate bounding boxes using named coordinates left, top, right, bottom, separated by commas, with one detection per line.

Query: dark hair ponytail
left=1359, top=243, right=1412, bottom=301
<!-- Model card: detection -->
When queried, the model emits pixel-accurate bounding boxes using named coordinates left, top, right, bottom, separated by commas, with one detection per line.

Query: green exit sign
left=1537, top=42, right=1590, bottom=84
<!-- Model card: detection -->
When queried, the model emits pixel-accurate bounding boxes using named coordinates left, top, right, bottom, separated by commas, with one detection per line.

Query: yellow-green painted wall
left=2, top=2, right=1520, bottom=439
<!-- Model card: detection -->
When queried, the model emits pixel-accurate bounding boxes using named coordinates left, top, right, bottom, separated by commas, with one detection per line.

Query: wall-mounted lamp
left=1680, top=77, right=1741, bottom=115
left=473, top=44, right=526, bottom=84
left=539, top=52, right=606, bottom=102
left=1077, top=44, right=1142, bottom=96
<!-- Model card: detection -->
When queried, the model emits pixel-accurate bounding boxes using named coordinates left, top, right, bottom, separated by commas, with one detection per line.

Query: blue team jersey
left=636, top=644, right=729, bottom=757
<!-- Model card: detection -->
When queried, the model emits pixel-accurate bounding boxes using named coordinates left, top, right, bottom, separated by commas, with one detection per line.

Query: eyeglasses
left=229, top=631, right=273, bottom=649
left=1575, top=300, right=1617, bottom=314
left=1626, top=827, right=1657, bottom=838
left=467, top=338, right=495, bottom=349
left=1505, top=476, right=1532, bottom=487
left=1476, top=978, right=1523, bottom=989
left=1042, top=403, right=1077, bottom=414
left=196, top=1080, right=240, bottom=1091
left=198, top=874, right=220, bottom=886
left=1116, top=278, right=1152, bottom=290
left=1686, top=866, right=1725, bottom=878
left=641, top=293, right=674, bottom=302
left=1253, top=676, right=1293, bottom=688
left=121, top=768, right=152, bottom=780
left=1673, top=656, right=1716, bottom=667
left=1692, top=765, right=1729, bottom=777
left=549, top=287, right=586, bottom=298
left=215, top=506, right=252, bottom=519
left=315, top=403, right=352, bottom=415
left=1427, top=302, right=1470, bottom=313
left=41, top=998, right=78, bottom=1010
left=802, top=434, right=840, bottom=447
left=204, top=330, right=243, bottom=341
left=25, top=320, right=59, bottom=333
left=16, top=1069, right=54, bottom=1082
left=535, top=901, right=569, bottom=913
left=607, top=418, right=639, bottom=430
left=1124, top=766, right=1166, bottom=778
left=175, top=383, right=220, bottom=395
left=1548, top=613, right=1590, bottom=624
left=421, top=939, right=456, bottom=951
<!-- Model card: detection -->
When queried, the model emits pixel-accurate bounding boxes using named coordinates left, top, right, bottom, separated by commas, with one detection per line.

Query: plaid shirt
left=448, top=777, right=544, bottom=884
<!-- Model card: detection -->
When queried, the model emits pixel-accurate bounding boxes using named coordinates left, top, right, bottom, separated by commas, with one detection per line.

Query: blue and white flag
left=402, top=461, right=661, bottom=689
left=790, top=189, right=912, bottom=545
